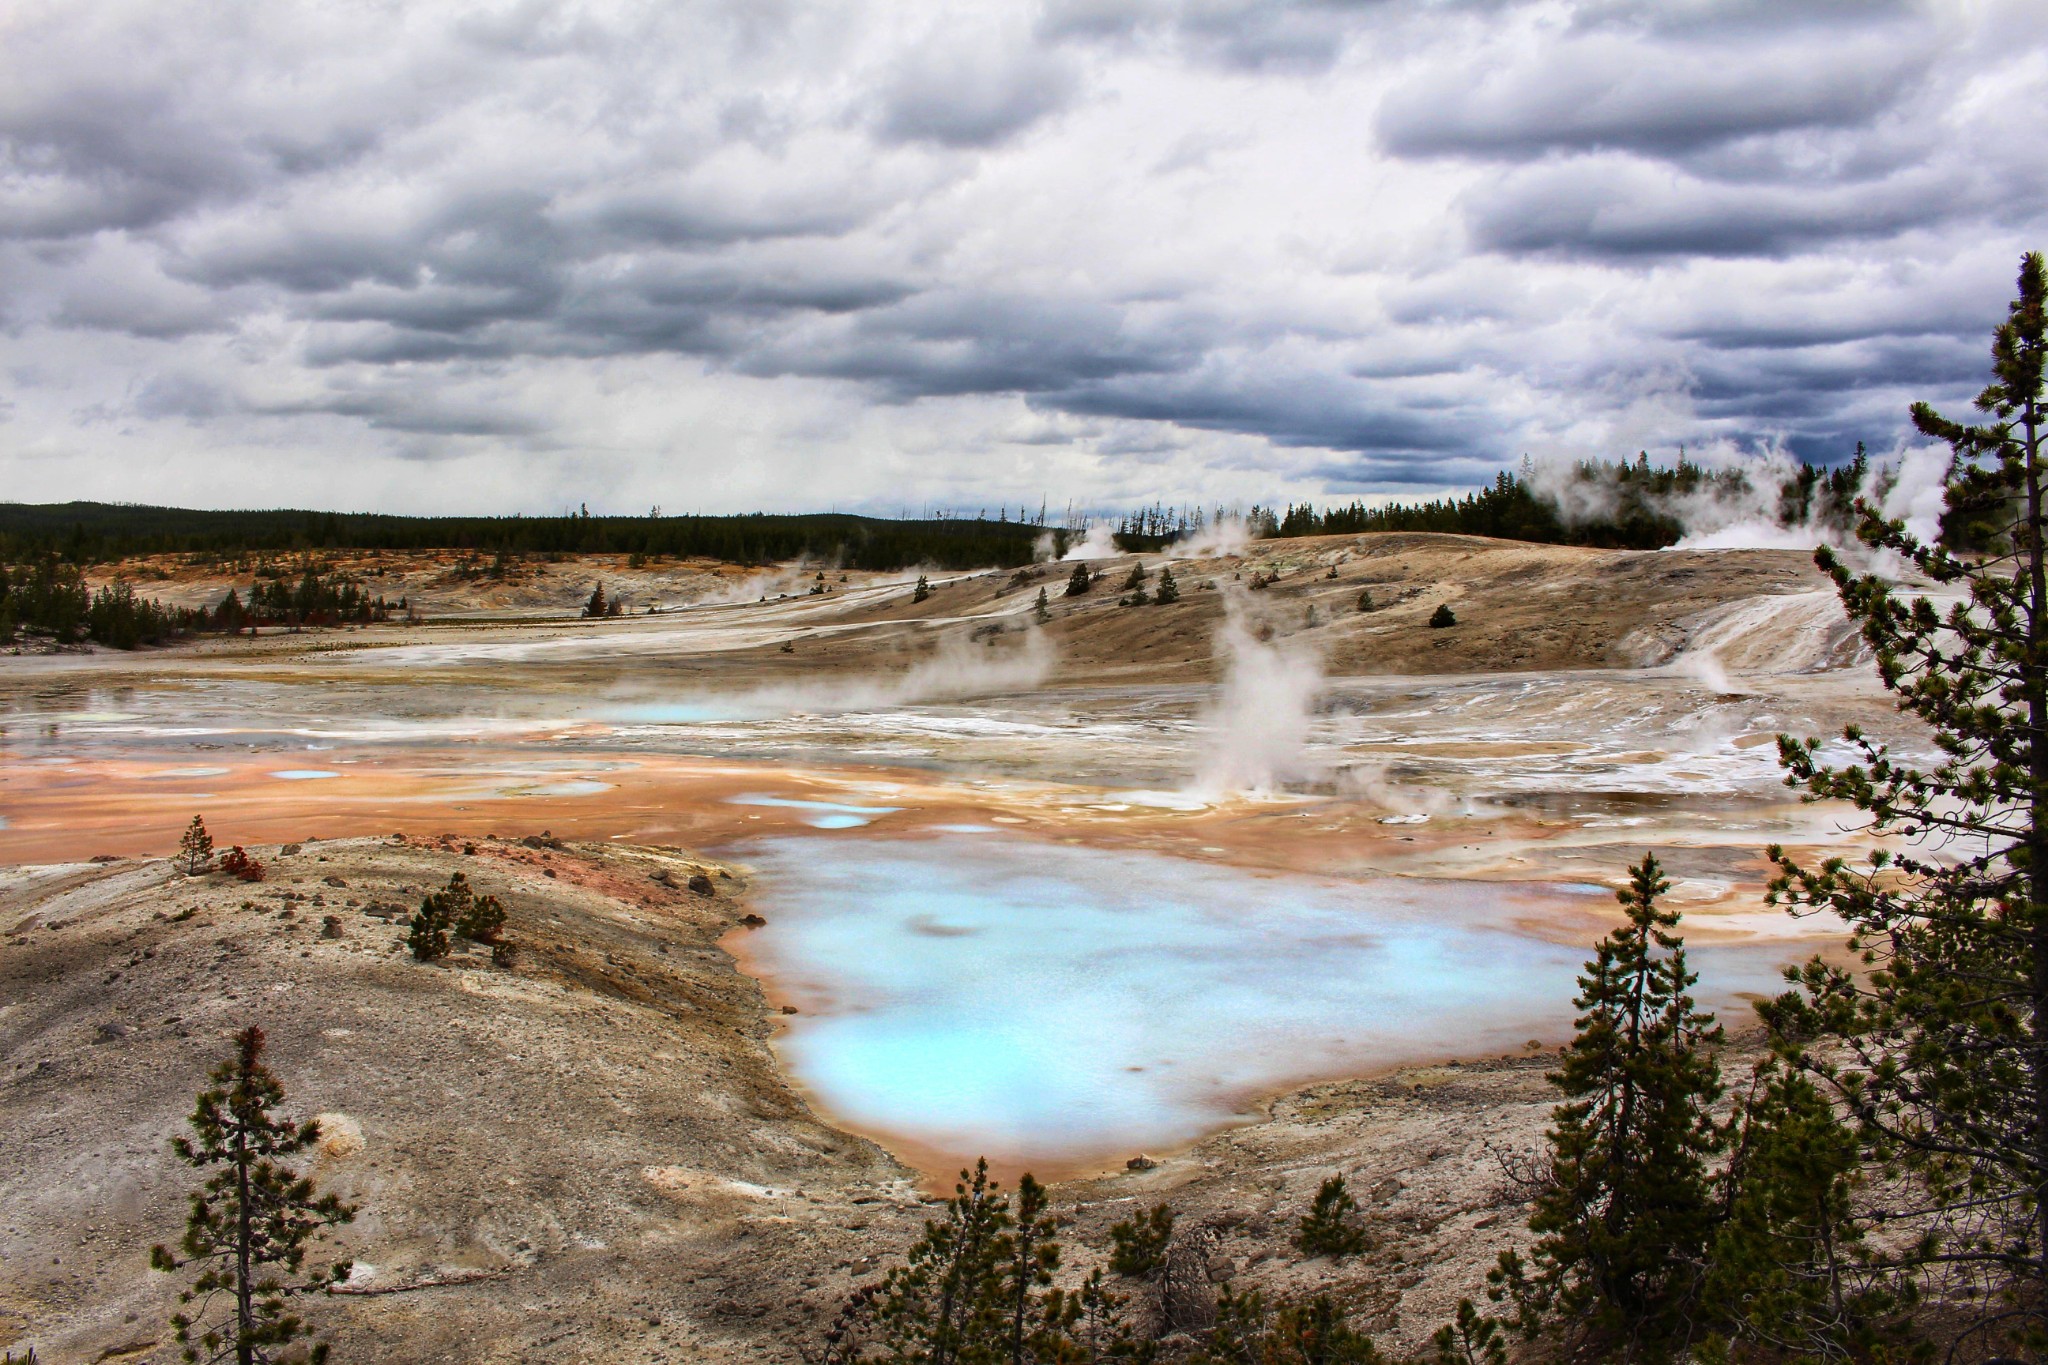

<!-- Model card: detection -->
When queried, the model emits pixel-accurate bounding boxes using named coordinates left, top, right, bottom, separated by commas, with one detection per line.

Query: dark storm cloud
left=1038, top=0, right=1415, bottom=73
left=1048, top=369, right=1493, bottom=455
left=1463, top=158, right=1997, bottom=260
left=1376, top=30, right=1928, bottom=160
left=742, top=292, right=1186, bottom=399
left=259, top=388, right=551, bottom=440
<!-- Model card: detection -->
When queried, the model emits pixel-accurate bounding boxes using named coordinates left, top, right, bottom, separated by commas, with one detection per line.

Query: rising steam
left=1060, top=525, right=1120, bottom=560
left=649, top=627, right=1058, bottom=722
left=1191, top=595, right=1325, bottom=797
left=1169, top=516, right=1252, bottom=560
left=1525, top=442, right=1952, bottom=558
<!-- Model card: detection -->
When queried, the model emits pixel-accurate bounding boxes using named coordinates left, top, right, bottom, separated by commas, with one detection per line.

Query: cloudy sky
left=2, top=0, right=2043, bottom=516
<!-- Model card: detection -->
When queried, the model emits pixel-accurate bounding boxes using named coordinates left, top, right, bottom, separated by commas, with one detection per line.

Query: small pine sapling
left=1108, top=1203, right=1174, bottom=1279
left=1065, top=562, right=1091, bottom=597
left=458, top=893, right=506, bottom=943
left=913, top=574, right=931, bottom=603
left=1294, top=1174, right=1369, bottom=1258
left=871, top=1159, right=1011, bottom=1361
left=1492, top=853, right=1723, bottom=1359
left=407, top=891, right=453, bottom=962
left=997, top=1174, right=1064, bottom=1364
left=1429, top=604, right=1457, bottom=628
left=1199, top=1289, right=1386, bottom=1364
left=1357, top=589, right=1375, bottom=613
left=1154, top=566, right=1180, bottom=605
left=150, top=1027, right=355, bottom=1365
left=1432, top=1300, right=1509, bottom=1365
left=178, top=815, right=215, bottom=876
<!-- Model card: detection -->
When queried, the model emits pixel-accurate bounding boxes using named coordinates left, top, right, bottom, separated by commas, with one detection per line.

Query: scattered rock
left=1126, top=1154, right=1157, bottom=1171
left=280, top=843, right=302, bottom=856
left=737, top=913, right=767, bottom=928
left=313, top=1112, right=364, bottom=1158
left=92, top=1022, right=133, bottom=1044
left=323, top=875, right=348, bottom=888
left=1206, top=1257, right=1237, bottom=1282
left=688, top=873, right=717, bottom=897
left=780, top=1005, right=800, bottom=1016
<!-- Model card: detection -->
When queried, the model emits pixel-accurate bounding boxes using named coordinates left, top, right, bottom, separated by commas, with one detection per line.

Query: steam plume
left=1192, top=595, right=1325, bottom=796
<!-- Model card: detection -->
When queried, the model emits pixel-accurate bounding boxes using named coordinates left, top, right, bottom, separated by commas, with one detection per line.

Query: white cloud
left=0, top=0, right=2041, bottom=515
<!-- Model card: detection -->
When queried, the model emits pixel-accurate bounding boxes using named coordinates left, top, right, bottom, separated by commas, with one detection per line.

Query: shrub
left=218, top=846, right=265, bottom=882
left=1357, top=589, right=1375, bottom=612
left=1295, top=1174, right=1370, bottom=1258
left=1108, top=1203, right=1174, bottom=1278
left=1429, top=604, right=1456, bottom=628
left=456, top=889, right=507, bottom=944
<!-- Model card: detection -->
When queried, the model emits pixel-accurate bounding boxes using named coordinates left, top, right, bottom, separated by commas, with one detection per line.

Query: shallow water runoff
left=735, top=834, right=1795, bottom=1176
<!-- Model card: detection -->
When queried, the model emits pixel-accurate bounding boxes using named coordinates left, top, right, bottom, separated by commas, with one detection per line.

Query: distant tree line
left=0, top=504, right=1051, bottom=572
left=0, top=557, right=397, bottom=650
left=1266, top=451, right=1873, bottom=551
left=0, top=558, right=190, bottom=649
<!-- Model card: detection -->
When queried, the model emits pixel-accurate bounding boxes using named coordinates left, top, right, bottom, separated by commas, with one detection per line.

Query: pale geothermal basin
left=728, top=834, right=1813, bottom=1179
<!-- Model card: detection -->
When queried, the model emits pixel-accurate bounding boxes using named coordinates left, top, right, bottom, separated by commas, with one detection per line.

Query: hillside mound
left=0, top=836, right=919, bottom=1363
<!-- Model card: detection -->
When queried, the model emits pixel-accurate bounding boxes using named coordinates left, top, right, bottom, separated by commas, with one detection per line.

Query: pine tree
left=1294, top=1174, right=1369, bottom=1258
left=178, top=815, right=215, bottom=876
left=1108, top=1204, right=1174, bottom=1279
left=1700, top=1066, right=1906, bottom=1360
left=1429, top=604, right=1457, bottom=629
left=871, top=1159, right=1011, bottom=1363
left=1066, top=563, right=1091, bottom=598
left=1196, top=1289, right=1385, bottom=1364
left=150, top=1027, right=355, bottom=1365
left=1356, top=589, right=1375, bottom=613
left=1034, top=587, right=1051, bottom=624
left=1038, top=1268, right=1147, bottom=1363
left=914, top=574, right=932, bottom=604
left=1154, top=567, right=1179, bottom=605
left=1762, top=250, right=2048, bottom=1349
left=996, top=1174, right=1063, bottom=1365
left=1121, top=563, right=1146, bottom=592
left=582, top=582, right=607, bottom=618
left=450, top=876, right=506, bottom=944
left=406, top=883, right=454, bottom=962
left=1432, top=1300, right=1508, bottom=1365
left=1493, top=854, right=1723, bottom=1362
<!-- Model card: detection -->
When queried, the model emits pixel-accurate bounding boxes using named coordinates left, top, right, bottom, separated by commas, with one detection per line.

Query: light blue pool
left=737, top=836, right=1796, bottom=1171
left=728, top=794, right=903, bottom=829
